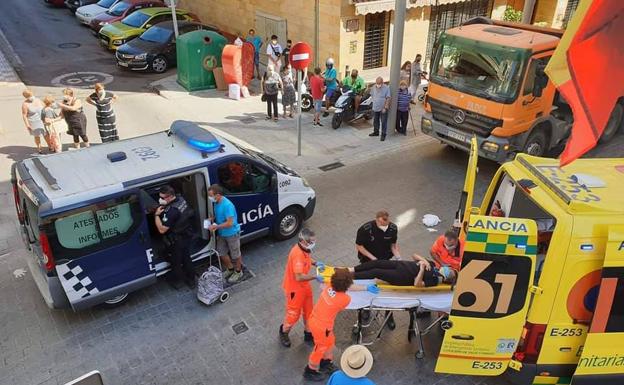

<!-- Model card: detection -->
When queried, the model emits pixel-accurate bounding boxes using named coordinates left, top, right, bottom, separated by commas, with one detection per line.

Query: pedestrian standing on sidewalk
left=261, top=64, right=282, bottom=121
left=207, top=184, right=244, bottom=284
left=42, top=96, right=64, bottom=153
left=282, top=39, right=292, bottom=68
left=21, top=90, right=50, bottom=154
left=368, top=77, right=390, bottom=141
left=266, top=34, right=283, bottom=73
left=410, top=54, right=423, bottom=103
left=58, top=88, right=89, bottom=149
left=86, top=83, right=118, bottom=143
left=310, top=67, right=325, bottom=126
left=246, top=29, right=263, bottom=79
left=400, top=61, right=412, bottom=85
left=280, top=64, right=296, bottom=118
left=322, top=58, right=338, bottom=117
left=396, top=80, right=412, bottom=135
left=234, top=31, right=244, bottom=46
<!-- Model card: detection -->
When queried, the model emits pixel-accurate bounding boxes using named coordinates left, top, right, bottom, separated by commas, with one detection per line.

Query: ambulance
left=11, top=121, right=316, bottom=310
left=434, top=139, right=624, bottom=385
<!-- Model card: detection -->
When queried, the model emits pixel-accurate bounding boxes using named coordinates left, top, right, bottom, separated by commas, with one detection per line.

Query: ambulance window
left=217, top=160, right=271, bottom=194
left=452, top=252, right=532, bottom=319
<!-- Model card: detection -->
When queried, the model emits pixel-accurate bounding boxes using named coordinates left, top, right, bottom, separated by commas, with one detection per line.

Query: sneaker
left=304, top=331, right=314, bottom=345
left=317, top=122, right=323, bottom=127
left=369, top=132, right=379, bottom=137
left=223, top=269, right=234, bottom=280
left=279, top=325, right=292, bottom=347
left=320, top=359, right=339, bottom=374
left=227, top=270, right=244, bottom=284
left=303, top=366, right=326, bottom=382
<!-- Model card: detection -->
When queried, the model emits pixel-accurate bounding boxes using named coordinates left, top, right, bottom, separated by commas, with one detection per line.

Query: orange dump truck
left=420, top=18, right=623, bottom=163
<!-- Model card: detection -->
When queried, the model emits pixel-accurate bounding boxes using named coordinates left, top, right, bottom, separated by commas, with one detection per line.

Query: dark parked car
left=89, top=0, right=162, bottom=33
left=44, top=0, right=66, bottom=6
left=115, top=21, right=217, bottom=73
left=65, top=0, right=98, bottom=13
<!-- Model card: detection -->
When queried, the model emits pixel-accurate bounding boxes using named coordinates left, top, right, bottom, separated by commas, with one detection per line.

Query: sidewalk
left=150, top=74, right=433, bottom=176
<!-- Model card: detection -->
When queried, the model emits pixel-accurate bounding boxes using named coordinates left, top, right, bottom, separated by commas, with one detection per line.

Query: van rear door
left=45, top=192, right=156, bottom=310
left=570, top=225, right=624, bottom=385
left=435, top=215, right=537, bottom=376
left=457, top=137, right=479, bottom=238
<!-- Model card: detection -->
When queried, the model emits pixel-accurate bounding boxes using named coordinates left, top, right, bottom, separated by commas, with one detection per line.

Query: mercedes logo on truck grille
left=453, top=109, right=466, bottom=124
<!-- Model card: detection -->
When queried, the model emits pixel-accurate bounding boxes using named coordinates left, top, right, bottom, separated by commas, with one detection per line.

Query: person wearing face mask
left=430, top=230, right=465, bottom=272
left=154, top=185, right=196, bottom=289
left=369, top=77, right=391, bottom=141
left=282, top=39, right=292, bottom=67
left=342, top=69, right=365, bottom=112
left=266, top=34, right=283, bottom=73
left=86, top=83, right=118, bottom=143
left=322, top=58, right=338, bottom=117
left=207, top=184, right=244, bottom=284
left=410, top=54, right=423, bottom=103
left=21, top=89, right=50, bottom=154
left=395, top=80, right=412, bottom=135
left=58, top=88, right=89, bottom=149
left=261, top=64, right=283, bottom=121
left=280, top=64, right=296, bottom=118
left=246, top=29, right=263, bottom=79
left=279, top=228, right=323, bottom=348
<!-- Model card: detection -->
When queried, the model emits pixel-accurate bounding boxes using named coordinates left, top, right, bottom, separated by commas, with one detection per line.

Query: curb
left=0, top=27, right=22, bottom=82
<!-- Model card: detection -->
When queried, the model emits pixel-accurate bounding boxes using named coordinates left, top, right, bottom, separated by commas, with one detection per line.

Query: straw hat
left=340, top=345, right=374, bottom=378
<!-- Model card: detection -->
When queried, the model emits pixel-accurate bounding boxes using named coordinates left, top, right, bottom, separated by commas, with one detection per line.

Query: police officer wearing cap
left=355, top=210, right=400, bottom=329
left=155, top=185, right=196, bottom=289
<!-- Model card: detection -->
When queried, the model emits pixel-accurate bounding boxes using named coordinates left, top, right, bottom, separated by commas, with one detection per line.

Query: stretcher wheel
left=351, top=326, right=361, bottom=343
left=219, top=291, right=230, bottom=303
left=415, top=350, right=425, bottom=359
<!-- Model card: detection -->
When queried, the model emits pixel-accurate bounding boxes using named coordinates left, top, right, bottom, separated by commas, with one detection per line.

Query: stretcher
left=317, top=265, right=452, bottom=291
left=347, top=279, right=452, bottom=359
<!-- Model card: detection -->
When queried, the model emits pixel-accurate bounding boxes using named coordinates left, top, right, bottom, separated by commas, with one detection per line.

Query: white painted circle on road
left=51, top=71, right=114, bottom=89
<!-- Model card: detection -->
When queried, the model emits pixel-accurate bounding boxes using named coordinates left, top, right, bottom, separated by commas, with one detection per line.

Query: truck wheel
left=599, top=103, right=623, bottom=143
left=273, top=207, right=303, bottom=241
left=101, top=293, right=129, bottom=308
left=332, top=114, right=342, bottom=129
left=523, top=130, right=548, bottom=156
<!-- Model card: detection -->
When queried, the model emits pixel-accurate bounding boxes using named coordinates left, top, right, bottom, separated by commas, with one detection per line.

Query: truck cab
left=421, top=19, right=623, bottom=163
left=435, top=142, right=624, bottom=385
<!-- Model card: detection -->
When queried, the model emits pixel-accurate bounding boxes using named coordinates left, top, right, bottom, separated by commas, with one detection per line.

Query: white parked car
left=75, top=0, right=120, bottom=25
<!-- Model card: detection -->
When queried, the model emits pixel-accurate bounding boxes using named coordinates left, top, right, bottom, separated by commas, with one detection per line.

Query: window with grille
left=424, top=0, right=493, bottom=66
left=363, top=12, right=389, bottom=70
left=562, top=0, right=580, bottom=29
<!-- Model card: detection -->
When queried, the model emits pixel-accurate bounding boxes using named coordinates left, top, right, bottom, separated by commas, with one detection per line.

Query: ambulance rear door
left=435, top=215, right=537, bottom=376
left=457, top=137, right=479, bottom=238
left=570, top=225, right=624, bottom=385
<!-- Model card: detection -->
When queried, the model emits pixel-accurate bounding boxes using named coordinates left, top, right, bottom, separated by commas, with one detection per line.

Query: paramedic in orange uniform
left=430, top=230, right=465, bottom=272
left=279, top=228, right=321, bottom=348
left=303, top=269, right=378, bottom=382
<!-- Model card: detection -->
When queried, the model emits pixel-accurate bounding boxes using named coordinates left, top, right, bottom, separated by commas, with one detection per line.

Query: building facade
left=177, top=0, right=579, bottom=80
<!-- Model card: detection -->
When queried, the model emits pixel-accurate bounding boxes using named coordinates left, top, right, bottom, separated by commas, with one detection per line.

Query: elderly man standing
left=368, top=77, right=391, bottom=141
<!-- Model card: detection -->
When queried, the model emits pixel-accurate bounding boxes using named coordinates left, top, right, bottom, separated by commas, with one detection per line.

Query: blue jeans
left=373, top=111, right=388, bottom=135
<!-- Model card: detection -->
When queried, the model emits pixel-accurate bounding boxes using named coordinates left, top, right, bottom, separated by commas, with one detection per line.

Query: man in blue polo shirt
left=323, top=58, right=338, bottom=117
left=208, top=184, right=243, bottom=283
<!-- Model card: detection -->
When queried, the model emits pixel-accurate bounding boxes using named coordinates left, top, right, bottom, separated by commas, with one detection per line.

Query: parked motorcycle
left=300, top=84, right=342, bottom=113
left=331, top=86, right=373, bottom=129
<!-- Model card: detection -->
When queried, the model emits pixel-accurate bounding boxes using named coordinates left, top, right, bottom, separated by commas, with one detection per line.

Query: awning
left=352, top=0, right=466, bottom=15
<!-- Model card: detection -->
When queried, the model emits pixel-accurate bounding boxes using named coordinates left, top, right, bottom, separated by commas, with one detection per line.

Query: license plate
left=447, top=130, right=466, bottom=142
left=118, top=61, right=128, bottom=67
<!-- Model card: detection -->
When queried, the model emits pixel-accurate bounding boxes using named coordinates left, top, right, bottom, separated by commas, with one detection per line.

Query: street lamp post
left=387, top=0, right=406, bottom=134
left=169, top=0, right=179, bottom=38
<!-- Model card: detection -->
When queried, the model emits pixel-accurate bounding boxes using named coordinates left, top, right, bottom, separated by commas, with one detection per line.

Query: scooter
left=331, top=85, right=373, bottom=129
left=417, top=72, right=429, bottom=103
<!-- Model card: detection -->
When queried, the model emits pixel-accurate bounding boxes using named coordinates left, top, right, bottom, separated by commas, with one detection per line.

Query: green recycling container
left=176, top=30, right=227, bottom=91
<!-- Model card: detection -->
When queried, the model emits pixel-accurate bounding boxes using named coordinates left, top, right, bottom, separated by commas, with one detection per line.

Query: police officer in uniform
left=355, top=210, right=400, bottom=329
left=155, top=185, right=196, bottom=289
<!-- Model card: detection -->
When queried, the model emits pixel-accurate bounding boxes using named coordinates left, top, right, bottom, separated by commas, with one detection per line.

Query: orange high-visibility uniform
left=430, top=235, right=465, bottom=272
left=282, top=244, right=314, bottom=328
left=307, top=286, right=351, bottom=368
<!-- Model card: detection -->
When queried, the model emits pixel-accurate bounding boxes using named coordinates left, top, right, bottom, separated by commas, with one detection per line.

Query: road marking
left=51, top=71, right=113, bottom=88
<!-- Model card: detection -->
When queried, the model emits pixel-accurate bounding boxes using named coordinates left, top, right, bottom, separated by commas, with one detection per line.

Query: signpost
left=167, top=0, right=179, bottom=38
left=289, top=42, right=313, bottom=156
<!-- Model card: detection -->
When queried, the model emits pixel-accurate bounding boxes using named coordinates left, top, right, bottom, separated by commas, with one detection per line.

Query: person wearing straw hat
left=326, top=345, right=376, bottom=385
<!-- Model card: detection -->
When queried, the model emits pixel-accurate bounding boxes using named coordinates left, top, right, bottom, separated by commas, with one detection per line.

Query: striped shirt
left=89, top=91, right=116, bottom=120
left=397, top=88, right=412, bottom=112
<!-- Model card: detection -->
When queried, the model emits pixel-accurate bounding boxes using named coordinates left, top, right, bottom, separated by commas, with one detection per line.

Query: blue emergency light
left=170, top=120, right=221, bottom=153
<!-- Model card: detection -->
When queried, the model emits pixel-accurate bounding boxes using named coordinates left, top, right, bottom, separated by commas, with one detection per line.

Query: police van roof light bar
left=169, top=120, right=221, bottom=154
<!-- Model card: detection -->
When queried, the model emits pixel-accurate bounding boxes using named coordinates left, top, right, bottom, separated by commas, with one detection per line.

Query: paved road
left=0, top=0, right=168, bottom=92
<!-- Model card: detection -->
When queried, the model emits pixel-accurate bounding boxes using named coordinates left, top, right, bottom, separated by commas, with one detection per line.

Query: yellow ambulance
left=435, top=139, right=624, bottom=385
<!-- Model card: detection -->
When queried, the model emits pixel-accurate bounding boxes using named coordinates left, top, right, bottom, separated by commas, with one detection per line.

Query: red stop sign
left=289, top=42, right=313, bottom=71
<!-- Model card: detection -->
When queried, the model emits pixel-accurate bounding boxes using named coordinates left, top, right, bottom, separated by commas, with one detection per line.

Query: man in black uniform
left=355, top=210, right=400, bottom=329
left=154, top=185, right=196, bottom=289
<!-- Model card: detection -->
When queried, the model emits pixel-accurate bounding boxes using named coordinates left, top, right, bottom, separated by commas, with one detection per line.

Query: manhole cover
left=240, top=117, right=256, bottom=124
left=232, top=321, right=249, bottom=335
left=58, top=43, right=81, bottom=49
left=51, top=71, right=114, bottom=89
left=318, top=162, right=345, bottom=172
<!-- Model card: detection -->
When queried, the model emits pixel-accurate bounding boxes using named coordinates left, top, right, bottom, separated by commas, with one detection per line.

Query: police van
left=434, top=139, right=624, bottom=385
left=11, top=121, right=316, bottom=310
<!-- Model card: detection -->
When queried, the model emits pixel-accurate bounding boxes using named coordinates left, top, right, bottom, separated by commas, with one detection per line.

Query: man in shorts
left=310, top=67, right=325, bottom=126
left=208, top=184, right=243, bottom=283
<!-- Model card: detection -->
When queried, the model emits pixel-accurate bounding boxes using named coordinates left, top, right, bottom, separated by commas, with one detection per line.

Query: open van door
left=435, top=215, right=537, bottom=376
left=456, top=137, right=479, bottom=238
left=570, top=225, right=624, bottom=385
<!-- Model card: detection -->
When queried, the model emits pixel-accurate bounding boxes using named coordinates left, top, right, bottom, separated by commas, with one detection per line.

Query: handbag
left=261, top=94, right=267, bottom=102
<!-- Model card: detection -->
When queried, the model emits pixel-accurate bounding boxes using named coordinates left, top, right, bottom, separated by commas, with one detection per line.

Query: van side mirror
left=532, top=64, right=548, bottom=98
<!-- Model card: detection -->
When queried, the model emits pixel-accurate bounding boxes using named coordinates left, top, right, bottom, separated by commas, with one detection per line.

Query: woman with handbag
left=41, top=96, right=64, bottom=153
left=58, top=88, right=90, bottom=149
left=261, top=64, right=283, bottom=121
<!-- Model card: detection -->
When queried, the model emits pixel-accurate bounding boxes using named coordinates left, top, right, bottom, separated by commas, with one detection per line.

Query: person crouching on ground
left=327, top=345, right=376, bottom=385
left=304, top=269, right=378, bottom=381
left=279, top=228, right=322, bottom=348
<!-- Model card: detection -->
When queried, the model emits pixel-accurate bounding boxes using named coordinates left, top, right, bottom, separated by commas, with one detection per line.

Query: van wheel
left=599, top=103, right=623, bottom=143
left=523, top=130, right=548, bottom=156
left=102, top=293, right=129, bottom=308
left=273, top=207, right=303, bottom=241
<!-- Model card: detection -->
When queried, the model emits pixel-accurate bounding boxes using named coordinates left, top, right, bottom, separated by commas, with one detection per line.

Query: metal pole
left=314, top=0, right=320, bottom=68
left=387, top=0, right=406, bottom=134
left=170, top=0, right=179, bottom=38
left=297, top=69, right=303, bottom=156
left=521, top=0, right=536, bottom=24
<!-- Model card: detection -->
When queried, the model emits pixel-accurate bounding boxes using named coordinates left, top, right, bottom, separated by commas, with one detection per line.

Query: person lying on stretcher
left=347, top=254, right=456, bottom=287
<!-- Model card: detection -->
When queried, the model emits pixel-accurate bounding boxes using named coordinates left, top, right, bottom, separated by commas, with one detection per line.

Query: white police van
left=11, top=121, right=316, bottom=310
